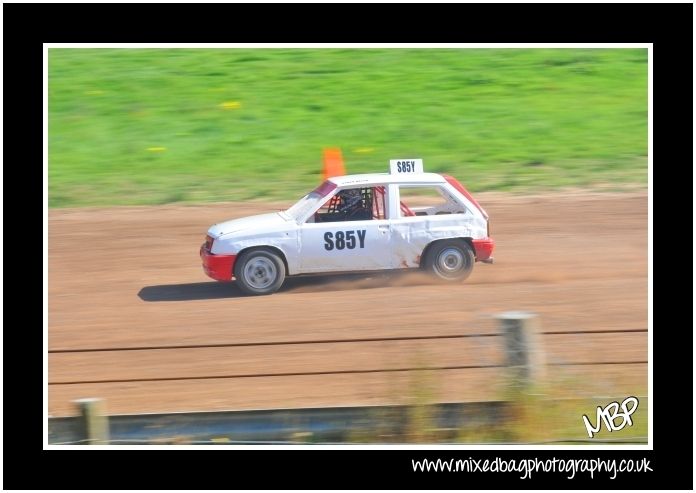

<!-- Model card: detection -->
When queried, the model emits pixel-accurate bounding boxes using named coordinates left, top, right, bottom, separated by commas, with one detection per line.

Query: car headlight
left=204, top=235, right=214, bottom=252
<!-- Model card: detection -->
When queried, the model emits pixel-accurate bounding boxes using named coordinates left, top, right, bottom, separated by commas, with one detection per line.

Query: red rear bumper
left=472, top=237, right=495, bottom=261
left=200, top=245, right=236, bottom=281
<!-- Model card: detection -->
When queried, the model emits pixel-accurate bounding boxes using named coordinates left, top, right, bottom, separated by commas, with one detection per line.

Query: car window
left=285, top=180, right=338, bottom=221
left=285, top=191, right=324, bottom=221
left=398, top=185, right=466, bottom=217
left=307, top=186, right=386, bottom=223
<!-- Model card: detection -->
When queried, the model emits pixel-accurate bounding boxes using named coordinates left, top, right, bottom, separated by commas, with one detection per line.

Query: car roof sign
left=389, top=159, right=424, bottom=175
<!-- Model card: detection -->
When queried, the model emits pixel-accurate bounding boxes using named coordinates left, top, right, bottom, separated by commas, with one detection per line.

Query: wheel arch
left=419, top=237, right=474, bottom=268
left=236, top=245, right=290, bottom=276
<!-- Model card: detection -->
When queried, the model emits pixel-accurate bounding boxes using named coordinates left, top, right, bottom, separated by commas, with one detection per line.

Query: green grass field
left=48, top=48, right=648, bottom=207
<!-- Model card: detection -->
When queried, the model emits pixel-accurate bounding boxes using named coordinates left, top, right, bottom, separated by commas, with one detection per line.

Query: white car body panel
left=208, top=212, right=287, bottom=238
left=390, top=215, right=476, bottom=268
left=208, top=213, right=300, bottom=272
left=299, top=220, right=392, bottom=272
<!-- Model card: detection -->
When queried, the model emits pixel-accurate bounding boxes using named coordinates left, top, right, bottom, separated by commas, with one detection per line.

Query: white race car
left=201, top=159, right=494, bottom=295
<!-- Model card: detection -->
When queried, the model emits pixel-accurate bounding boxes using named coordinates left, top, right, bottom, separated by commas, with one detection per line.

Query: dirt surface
left=48, top=191, right=648, bottom=416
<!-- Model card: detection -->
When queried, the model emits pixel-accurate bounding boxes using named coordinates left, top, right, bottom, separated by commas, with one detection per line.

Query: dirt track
left=48, top=191, right=648, bottom=416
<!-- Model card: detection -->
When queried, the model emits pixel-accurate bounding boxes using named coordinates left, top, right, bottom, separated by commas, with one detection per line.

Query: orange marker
left=322, top=148, right=346, bottom=181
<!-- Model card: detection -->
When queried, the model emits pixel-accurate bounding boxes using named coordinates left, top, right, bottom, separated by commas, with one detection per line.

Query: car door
left=298, top=187, right=392, bottom=273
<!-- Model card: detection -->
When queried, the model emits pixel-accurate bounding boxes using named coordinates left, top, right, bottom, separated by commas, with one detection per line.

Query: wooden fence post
left=74, top=398, right=109, bottom=444
left=496, top=311, right=545, bottom=390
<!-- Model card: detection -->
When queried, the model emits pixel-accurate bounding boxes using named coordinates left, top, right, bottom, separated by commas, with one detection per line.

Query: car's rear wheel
left=234, top=248, right=286, bottom=295
left=424, top=239, right=475, bottom=281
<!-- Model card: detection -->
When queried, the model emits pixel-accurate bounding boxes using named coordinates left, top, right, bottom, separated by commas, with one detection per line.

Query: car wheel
left=424, top=239, right=474, bottom=281
left=234, top=248, right=286, bottom=295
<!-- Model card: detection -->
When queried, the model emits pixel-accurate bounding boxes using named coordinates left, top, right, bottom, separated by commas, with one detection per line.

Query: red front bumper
left=200, top=245, right=236, bottom=281
left=472, top=237, right=495, bottom=261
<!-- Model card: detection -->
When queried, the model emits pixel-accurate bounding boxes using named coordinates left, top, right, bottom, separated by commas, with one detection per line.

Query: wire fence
left=49, top=327, right=647, bottom=386
left=48, top=313, right=648, bottom=445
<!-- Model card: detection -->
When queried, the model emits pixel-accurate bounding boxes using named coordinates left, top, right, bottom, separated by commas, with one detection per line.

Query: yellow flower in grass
left=220, top=101, right=241, bottom=110
left=146, top=147, right=167, bottom=152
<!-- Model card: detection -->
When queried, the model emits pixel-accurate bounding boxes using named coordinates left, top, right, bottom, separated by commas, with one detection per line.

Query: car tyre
left=424, top=239, right=475, bottom=281
left=234, top=248, right=286, bottom=295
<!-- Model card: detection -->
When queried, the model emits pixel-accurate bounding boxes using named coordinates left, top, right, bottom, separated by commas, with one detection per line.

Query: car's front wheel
left=424, top=239, right=475, bottom=281
left=234, top=248, right=286, bottom=295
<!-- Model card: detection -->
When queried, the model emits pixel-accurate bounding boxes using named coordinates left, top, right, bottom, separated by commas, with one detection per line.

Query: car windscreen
left=284, top=191, right=325, bottom=221
left=284, top=181, right=337, bottom=221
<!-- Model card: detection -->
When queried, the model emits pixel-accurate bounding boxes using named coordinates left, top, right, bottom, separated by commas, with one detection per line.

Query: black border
left=5, top=2, right=692, bottom=490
